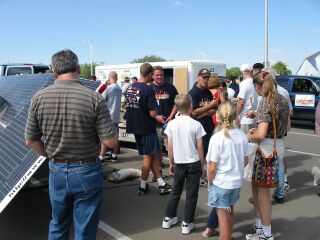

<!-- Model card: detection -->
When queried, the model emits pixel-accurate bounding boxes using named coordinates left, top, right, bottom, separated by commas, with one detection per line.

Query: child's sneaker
left=159, top=183, right=172, bottom=195
left=181, top=221, right=194, bottom=234
left=162, top=217, right=178, bottom=229
left=246, top=230, right=274, bottom=240
left=200, top=177, right=208, bottom=186
left=283, top=181, right=290, bottom=194
left=137, top=184, right=150, bottom=196
left=246, top=227, right=262, bottom=239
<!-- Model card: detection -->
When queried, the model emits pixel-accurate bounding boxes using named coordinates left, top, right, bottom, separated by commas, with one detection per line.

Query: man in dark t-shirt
left=188, top=68, right=216, bottom=156
left=150, top=66, right=178, bottom=168
left=125, top=63, right=172, bottom=196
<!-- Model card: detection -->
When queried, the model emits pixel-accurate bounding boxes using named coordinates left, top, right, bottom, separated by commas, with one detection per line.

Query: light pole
left=264, top=0, right=269, bottom=68
left=196, top=51, right=207, bottom=60
left=84, top=39, right=93, bottom=76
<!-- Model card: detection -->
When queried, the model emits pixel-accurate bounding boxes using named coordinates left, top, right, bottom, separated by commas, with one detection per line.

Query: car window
left=292, top=78, right=317, bottom=94
left=34, top=66, right=50, bottom=74
left=276, top=77, right=289, bottom=89
left=6, top=67, right=32, bottom=76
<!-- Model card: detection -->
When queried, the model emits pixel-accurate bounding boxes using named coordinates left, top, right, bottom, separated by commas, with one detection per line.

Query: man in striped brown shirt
left=25, top=49, right=117, bottom=240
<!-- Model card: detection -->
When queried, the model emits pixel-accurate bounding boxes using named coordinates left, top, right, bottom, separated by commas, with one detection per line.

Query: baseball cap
left=240, top=64, right=252, bottom=72
left=198, top=68, right=211, bottom=76
left=124, top=77, right=130, bottom=81
left=252, top=63, right=264, bottom=69
left=131, top=76, right=138, bottom=81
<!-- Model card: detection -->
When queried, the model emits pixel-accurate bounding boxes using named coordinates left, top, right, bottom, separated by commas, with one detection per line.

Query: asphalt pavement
left=0, top=125, right=319, bottom=240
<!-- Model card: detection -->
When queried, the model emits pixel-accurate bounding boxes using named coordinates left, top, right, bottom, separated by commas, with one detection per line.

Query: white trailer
left=96, top=60, right=226, bottom=93
left=95, top=60, right=226, bottom=142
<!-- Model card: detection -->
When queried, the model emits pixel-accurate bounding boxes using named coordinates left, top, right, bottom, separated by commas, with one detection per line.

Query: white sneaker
left=246, top=230, right=274, bottom=240
left=246, top=228, right=262, bottom=240
left=162, top=217, right=178, bottom=229
left=283, top=181, right=290, bottom=194
left=181, top=221, right=194, bottom=234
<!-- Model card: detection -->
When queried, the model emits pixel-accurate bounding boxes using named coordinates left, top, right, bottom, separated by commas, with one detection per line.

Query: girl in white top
left=205, top=101, right=251, bottom=240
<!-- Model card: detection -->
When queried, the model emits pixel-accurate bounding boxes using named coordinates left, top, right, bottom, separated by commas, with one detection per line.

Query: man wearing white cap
left=236, top=64, right=258, bottom=132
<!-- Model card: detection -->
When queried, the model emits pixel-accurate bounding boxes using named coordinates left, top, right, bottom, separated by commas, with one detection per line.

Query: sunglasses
left=201, top=75, right=210, bottom=79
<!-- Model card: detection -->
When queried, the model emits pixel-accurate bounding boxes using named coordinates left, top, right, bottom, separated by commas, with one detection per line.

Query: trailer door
left=174, top=68, right=188, bottom=94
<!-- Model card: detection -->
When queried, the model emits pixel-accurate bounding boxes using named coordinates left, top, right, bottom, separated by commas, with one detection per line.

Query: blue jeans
left=48, top=159, right=103, bottom=240
left=165, top=161, right=202, bottom=223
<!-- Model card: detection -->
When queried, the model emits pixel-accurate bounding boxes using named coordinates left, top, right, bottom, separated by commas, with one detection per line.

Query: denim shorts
left=208, top=185, right=241, bottom=209
left=134, top=132, right=160, bottom=155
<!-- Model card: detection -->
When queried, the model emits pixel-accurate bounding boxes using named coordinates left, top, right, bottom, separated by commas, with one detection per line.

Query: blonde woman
left=246, top=72, right=289, bottom=240
left=205, top=101, right=250, bottom=240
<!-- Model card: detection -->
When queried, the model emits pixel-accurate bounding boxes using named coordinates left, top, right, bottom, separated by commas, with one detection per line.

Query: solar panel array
left=0, top=74, right=100, bottom=213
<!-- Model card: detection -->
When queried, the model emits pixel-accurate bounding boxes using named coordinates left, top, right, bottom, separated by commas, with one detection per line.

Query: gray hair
left=263, top=66, right=277, bottom=78
left=51, top=49, right=79, bottom=75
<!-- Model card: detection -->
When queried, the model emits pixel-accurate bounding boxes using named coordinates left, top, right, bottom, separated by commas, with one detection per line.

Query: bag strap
left=271, top=104, right=277, bottom=148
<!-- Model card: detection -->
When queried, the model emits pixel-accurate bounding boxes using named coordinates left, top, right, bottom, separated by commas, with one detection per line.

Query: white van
left=0, top=64, right=50, bottom=78
left=95, top=60, right=226, bottom=142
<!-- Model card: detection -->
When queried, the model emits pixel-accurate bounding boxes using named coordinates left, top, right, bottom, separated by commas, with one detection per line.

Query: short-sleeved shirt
left=125, top=82, right=158, bottom=135
left=25, top=79, right=116, bottom=160
left=165, top=115, right=206, bottom=164
left=150, top=82, right=178, bottom=126
left=188, top=85, right=214, bottom=135
left=103, top=82, right=122, bottom=123
left=256, top=94, right=289, bottom=138
left=206, top=128, right=251, bottom=189
left=237, top=78, right=258, bottom=124
left=277, top=84, right=293, bottom=111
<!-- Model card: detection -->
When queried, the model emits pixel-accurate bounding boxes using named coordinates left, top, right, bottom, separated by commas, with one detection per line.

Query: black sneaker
left=200, top=177, right=208, bottom=186
left=110, top=155, right=118, bottom=163
left=274, top=195, right=284, bottom=204
left=159, top=183, right=172, bottom=195
left=137, top=184, right=150, bottom=196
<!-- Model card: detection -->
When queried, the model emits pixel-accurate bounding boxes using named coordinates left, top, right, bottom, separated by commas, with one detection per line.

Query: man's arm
left=196, top=138, right=205, bottom=176
left=25, top=139, right=47, bottom=157
left=150, top=110, right=165, bottom=124
left=101, top=134, right=118, bottom=149
left=192, top=100, right=217, bottom=118
left=166, top=105, right=178, bottom=123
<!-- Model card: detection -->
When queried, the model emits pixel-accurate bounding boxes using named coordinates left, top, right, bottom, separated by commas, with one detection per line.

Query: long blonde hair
left=253, top=71, right=277, bottom=106
left=217, top=101, right=237, bottom=138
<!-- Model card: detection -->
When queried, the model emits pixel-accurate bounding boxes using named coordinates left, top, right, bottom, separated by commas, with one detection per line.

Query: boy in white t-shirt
left=161, top=94, right=206, bottom=235
left=205, top=101, right=251, bottom=240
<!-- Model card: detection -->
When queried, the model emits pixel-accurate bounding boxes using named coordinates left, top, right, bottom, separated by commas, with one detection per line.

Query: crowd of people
left=24, top=49, right=318, bottom=240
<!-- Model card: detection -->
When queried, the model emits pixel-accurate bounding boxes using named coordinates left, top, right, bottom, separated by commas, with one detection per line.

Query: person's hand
left=165, top=116, right=173, bottom=123
left=246, top=111, right=255, bottom=119
left=201, top=165, right=206, bottom=177
left=155, top=115, right=165, bottom=124
left=247, top=128, right=256, bottom=140
left=169, top=164, right=174, bottom=175
left=207, top=184, right=211, bottom=192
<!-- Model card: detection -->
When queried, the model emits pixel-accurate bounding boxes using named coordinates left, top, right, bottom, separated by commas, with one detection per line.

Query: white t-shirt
left=227, top=87, right=235, bottom=100
left=238, top=78, right=258, bottom=124
left=206, top=128, right=251, bottom=189
left=277, top=84, right=293, bottom=111
left=164, top=115, right=206, bottom=164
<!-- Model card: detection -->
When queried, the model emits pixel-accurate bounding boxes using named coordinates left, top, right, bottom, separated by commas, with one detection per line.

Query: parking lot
left=0, top=124, right=319, bottom=240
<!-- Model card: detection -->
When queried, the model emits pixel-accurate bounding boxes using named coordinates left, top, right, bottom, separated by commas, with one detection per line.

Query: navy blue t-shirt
left=188, top=85, right=214, bottom=135
left=150, top=82, right=178, bottom=126
left=125, top=82, right=158, bottom=135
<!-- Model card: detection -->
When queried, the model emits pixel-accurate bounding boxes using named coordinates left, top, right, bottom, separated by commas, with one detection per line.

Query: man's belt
left=53, top=157, right=96, bottom=164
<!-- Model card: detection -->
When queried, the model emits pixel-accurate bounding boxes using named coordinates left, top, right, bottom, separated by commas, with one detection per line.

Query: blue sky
left=0, top=0, right=319, bottom=72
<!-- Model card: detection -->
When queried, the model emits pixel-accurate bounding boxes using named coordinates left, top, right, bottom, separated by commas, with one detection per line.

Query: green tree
left=80, top=63, right=98, bottom=79
left=272, top=61, right=292, bottom=75
left=226, top=67, right=240, bottom=79
left=130, top=55, right=166, bottom=63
